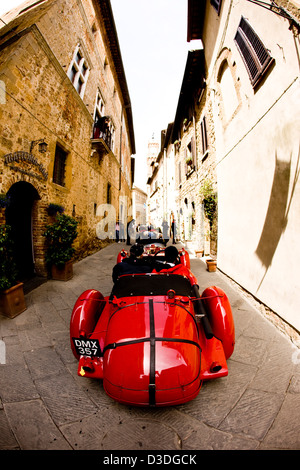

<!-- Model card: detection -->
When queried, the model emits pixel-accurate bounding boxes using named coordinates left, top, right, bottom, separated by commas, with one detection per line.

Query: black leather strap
left=103, top=337, right=201, bottom=355
left=149, top=299, right=156, bottom=406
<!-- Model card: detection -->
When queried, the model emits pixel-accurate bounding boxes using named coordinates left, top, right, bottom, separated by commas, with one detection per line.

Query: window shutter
left=191, top=135, right=197, bottom=168
left=200, top=116, right=208, bottom=154
left=234, top=17, right=274, bottom=87
left=210, top=0, right=222, bottom=15
left=53, top=146, right=67, bottom=187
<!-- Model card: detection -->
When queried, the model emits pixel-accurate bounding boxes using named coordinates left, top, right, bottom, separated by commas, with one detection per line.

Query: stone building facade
left=146, top=45, right=218, bottom=252
left=188, top=0, right=300, bottom=331
left=146, top=0, right=300, bottom=332
left=147, top=47, right=218, bottom=253
left=146, top=127, right=177, bottom=235
left=147, top=136, right=164, bottom=229
left=0, top=0, right=135, bottom=279
left=146, top=135, right=160, bottom=226
left=172, top=47, right=217, bottom=254
left=131, top=185, right=147, bottom=229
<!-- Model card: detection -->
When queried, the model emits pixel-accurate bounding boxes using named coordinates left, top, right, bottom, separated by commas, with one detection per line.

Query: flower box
left=0, top=282, right=26, bottom=318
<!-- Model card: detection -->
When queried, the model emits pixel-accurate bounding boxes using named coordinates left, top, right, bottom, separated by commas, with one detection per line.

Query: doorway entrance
left=6, top=182, right=40, bottom=280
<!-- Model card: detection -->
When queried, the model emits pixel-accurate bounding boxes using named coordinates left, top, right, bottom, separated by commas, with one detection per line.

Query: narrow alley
left=0, top=242, right=299, bottom=452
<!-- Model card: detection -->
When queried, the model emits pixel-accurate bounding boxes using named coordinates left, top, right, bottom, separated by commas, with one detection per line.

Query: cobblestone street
left=0, top=242, right=300, bottom=452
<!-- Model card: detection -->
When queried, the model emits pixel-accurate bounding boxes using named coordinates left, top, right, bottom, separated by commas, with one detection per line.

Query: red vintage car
left=70, top=243, right=235, bottom=407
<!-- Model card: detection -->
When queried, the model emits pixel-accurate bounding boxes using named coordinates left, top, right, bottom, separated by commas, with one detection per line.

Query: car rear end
left=103, top=291, right=202, bottom=406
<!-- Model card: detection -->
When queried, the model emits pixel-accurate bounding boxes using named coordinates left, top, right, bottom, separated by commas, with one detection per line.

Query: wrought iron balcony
left=91, top=116, right=112, bottom=156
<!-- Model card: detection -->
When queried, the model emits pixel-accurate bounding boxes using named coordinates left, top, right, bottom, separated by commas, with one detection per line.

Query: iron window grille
left=234, top=16, right=274, bottom=88
left=92, top=116, right=112, bottom=149
left=92, top=91, right=115, bottom=153
left=53, top=145, right=67, bottom=187
left=107, top=182, right=112, bottom=204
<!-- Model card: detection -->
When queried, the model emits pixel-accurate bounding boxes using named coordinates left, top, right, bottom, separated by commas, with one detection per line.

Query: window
left=218, top=60, right=239, bottom=122
left=178, top=161, right=182, bottom=185
left=92, top=115, right=115, bottom=153
left=107, top=182, right=112, bottom=204
left=185, top=137, right=196, bottom=174
left=67, top=44, right=90, bottom=98
left=210, top=0, right=222, bottom=15
left=94, top=90, right=105, bottom=119
left=200, top=116, right=208, bottom=155
left=186, top=143, right=192, bottom=162
left=108, top=120, right=115, bottom=153
left=234, top=17, right=274, bottom=88
left=53, top=145, right=67, bottom=186
left=92, top=91, right=115, bottom=152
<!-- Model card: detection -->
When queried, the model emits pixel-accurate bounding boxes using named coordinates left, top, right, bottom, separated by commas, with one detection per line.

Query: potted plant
left=0, top=193, right=10, bottom=209
left=174, top=140, right=181, bottom=152
left=43, top=213, right=78, bottom=281
left=199, top=179, right=218, bottom=256
left=195, top=249, right=204, bottom=258
left=46, top=203, right=65, bottom=218
left=0, top=194, right=10, bottom=224
left=206, top=258, right=217, bottom=272
left=199, top=180, right=218, bottom=231
left=0, top=224, right=27, bottom=318
left=185, top=155, right=193, bottom=166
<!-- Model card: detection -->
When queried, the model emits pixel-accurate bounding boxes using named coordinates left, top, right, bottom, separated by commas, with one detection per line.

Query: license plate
left=72, top=338, right=101, bottom=357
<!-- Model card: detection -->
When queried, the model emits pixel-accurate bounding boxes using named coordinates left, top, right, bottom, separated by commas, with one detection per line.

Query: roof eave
left=187, top=0, right=206, bottom=42
left=93, top=0, right=136, bottom=154
left=172, top=49, right=205, bottom=141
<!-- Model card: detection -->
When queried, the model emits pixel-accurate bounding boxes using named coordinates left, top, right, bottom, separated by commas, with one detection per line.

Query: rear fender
left=117, top=250, right=128, bottom=263
left=70, top=289, right=105, bottom=360
left=201, top=286, right=235, bottom=359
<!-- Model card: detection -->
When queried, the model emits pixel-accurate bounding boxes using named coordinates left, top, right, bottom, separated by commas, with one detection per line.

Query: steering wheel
left=153, top=249, right=165, bottom=258
left=153, top=248, right=180, bottom=266
left=151, top=249, right=165, bottom=266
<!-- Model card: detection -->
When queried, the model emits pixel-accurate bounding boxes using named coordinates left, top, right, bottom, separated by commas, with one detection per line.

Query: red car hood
left=103, top=295, right=201, bottom=406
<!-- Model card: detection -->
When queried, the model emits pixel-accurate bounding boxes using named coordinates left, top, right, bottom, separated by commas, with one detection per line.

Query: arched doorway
left=6, top=182, right=40, bottom=280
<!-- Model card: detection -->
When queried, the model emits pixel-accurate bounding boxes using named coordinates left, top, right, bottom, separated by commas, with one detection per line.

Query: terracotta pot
left=51, top=260, right=73, bottom=281
left=206, top=259, right=217, bottom=272
left=0, top=282, right=27, bottom=318
left=195, top=250, right=204, bottom=258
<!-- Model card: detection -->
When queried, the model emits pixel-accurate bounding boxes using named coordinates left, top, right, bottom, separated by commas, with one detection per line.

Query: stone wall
left=0, top=0, right=134, bottom=277
left=174, top=85, right=218, bottom=255
left=205, top=0, right=300, bottom=331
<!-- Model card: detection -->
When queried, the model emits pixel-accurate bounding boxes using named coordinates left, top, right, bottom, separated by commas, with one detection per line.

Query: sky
left=0, top=0, right=190, bottom=190
left=0, top=0, right=21, bottom=16
left=110, top=0, right=189, bottom=190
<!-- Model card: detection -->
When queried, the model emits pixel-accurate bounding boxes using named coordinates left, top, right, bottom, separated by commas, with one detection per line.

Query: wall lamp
left=30, top=139, right=48, bottom=153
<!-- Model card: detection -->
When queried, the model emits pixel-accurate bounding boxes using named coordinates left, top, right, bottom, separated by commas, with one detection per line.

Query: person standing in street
left=115, top=221, right=120, bottom=243
left=171, top=213, right=176, bottom=244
